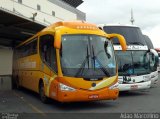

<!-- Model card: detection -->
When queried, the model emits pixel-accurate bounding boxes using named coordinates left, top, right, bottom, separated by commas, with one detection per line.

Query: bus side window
left=40, top=35, right=57, bottom=73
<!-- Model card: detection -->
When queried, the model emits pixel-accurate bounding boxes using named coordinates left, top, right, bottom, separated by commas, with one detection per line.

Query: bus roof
left=42, top=21, right=98, bottom=31
left=16, top=21, right=99, bottom=48
left=98, top=24, right=138, bottom=28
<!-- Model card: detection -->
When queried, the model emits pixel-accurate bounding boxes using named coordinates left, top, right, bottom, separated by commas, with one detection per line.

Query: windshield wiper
left=92, top=45, right=96, bottom=70
left=92, top=45, right=110, bottom=77
left=75, top=45, right=90, bottom=77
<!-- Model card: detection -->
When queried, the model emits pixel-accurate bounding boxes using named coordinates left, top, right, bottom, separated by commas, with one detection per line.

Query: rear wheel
left=39, top=81, right=49, bottom=103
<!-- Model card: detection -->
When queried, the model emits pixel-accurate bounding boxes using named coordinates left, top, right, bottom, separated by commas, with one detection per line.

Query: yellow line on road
left=13, top=91, right=46, bottom=117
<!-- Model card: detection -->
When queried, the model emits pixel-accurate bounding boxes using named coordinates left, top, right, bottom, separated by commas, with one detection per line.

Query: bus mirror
left=107, top=33, right=127, bottom=51
left=150, top=49, right=159, bottom=66
left=54, top=30, right=61, bottom=49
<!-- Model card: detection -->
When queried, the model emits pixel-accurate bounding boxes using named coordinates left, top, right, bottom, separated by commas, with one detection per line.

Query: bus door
left=39, top=34, right=57, bottom=78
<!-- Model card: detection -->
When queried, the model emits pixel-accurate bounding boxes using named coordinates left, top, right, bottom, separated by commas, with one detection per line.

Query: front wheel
left=39, top=82, right=49, bottom=103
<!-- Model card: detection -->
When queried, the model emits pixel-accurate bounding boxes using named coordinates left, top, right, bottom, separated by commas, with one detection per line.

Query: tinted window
left=116, top=50, right=150, bottom=76
left=37, top=4, right=41, bottom=11
left=16, top=38, right=37, bottom=58
left=39, top=35, right=57, bottom=73
left=61, top=34, right=116, bottom=78
left=103, top=26, right=146, bottom=45
left=18, top=0, right=22, bottom=4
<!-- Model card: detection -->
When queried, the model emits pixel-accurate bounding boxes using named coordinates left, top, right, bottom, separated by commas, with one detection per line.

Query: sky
left=77, top=0, right=160, bottom=48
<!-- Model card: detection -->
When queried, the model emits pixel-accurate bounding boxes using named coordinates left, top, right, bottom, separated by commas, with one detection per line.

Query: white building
left=0, top=0, right=85, bottom=26
left=0, top=0, right=85, bottom=90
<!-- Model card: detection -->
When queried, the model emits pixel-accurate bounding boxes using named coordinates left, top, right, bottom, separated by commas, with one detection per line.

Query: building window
left=37, top=4, right=41, bottom=11
left=18, top=0, right=22, bottom=4
left=52, top=11, right=55, bottom=16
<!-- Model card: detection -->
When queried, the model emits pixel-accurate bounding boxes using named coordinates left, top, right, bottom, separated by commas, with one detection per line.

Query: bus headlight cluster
left=143, top=75, right=151, bottom=81
left=144, top=78, right=150, bottom=82
left=59, top=83, right=76, bottom=91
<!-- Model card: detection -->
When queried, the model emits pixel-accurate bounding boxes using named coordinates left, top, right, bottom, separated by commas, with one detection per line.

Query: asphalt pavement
left=0, top=74, right=160, bottom=114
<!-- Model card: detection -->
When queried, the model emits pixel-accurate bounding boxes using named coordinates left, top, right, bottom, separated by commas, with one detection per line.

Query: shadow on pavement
left=14, top=88, right=118, bottom=112
left=119, top=90, right=150, bottom=97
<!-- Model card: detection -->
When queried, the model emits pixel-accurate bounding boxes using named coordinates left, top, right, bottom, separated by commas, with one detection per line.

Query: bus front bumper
left=56, top=88, right=119, bottom=102
left=118, top=81, right=151, bottom=91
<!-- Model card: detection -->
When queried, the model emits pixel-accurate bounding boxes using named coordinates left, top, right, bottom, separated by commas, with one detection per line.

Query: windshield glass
left=116, top=50, right=150, bottom=76
left=60, top=34, right=116, bottom=79
left=103, top=26, right=146, bottom=45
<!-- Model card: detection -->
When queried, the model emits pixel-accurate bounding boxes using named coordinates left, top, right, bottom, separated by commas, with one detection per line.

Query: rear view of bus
left=13, top=21, right=127, bottom=102
left=99, top=25, right=158, bottom=91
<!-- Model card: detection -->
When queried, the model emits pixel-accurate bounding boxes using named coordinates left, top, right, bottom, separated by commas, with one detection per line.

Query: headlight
left=109, top=82, right=119, bottom=89
left=143, top=75, right=151, bottom=81
left=59, top=83, right=76, bottom=91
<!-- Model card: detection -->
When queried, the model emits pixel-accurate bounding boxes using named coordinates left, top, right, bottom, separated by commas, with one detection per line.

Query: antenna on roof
left=130, top=9, right=135, bottom=25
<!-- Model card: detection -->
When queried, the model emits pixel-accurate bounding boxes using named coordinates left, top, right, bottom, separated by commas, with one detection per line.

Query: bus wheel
left=39, top=81, right=49, bottom=103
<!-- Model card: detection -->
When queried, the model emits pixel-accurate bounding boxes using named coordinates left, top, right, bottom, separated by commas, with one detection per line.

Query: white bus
left=155, top=48, right=160, bottom=72
left=99, top=24, right=159, bottom=91
left=158, top=53, right=160, bottom=72
left=143, top=35, right=159, bottom=86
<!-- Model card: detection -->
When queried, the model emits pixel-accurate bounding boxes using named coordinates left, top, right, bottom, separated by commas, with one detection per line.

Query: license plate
left=88, top=94, right=99, bottom=99
left=130, top=85, right=138, bottom=90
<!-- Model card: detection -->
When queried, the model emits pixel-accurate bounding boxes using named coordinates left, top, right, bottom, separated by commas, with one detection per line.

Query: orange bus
left=13, top=21, right=127, bottom=103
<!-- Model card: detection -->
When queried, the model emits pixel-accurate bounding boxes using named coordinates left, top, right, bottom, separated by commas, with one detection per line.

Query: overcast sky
left=77, top=0, right=160, bottom=48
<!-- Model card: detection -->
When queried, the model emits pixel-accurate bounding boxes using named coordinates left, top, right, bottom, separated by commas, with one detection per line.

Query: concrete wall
left=0, top=47, right=13, bottom=90
left=0, top=76, right=12, bottom=90
left=0, top=0, right=85, bottom=26
left=48, top=0, right=86, bottom=20
left=0, top=48, right=13, bottom=75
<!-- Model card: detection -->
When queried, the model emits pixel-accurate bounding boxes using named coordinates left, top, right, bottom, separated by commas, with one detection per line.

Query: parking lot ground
left=0, top=74, right=160, bottom=114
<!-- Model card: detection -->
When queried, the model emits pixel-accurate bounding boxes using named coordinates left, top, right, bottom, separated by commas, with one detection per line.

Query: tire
left=39, top=82, right=49, bottom=103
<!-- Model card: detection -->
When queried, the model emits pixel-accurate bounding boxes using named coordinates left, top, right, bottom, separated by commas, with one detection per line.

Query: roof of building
left=48, top=0, right=85, bottom=20
left=0, top=8, right=45, bottom=47
left=60, top=0, right=83, bottom=8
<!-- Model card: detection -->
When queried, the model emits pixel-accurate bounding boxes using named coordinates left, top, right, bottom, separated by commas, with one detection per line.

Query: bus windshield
left=60, top=34, right=116, bottom=79
left=103, top=26, right=146, bottom=45
left=116, top=50, right=150, bottom=76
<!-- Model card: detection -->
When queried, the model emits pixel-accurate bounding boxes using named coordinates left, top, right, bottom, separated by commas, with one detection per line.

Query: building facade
left=0, top=0, right=85, bottom=26
left=0, top=0, right=85, bottom=90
